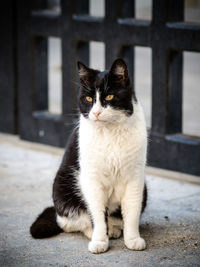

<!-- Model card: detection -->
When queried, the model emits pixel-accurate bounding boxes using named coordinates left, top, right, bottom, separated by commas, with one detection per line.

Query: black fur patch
left=53, top=127, right=87, bottom=217
left=78, top=59, right=136, bottom=118
left=142, top=183, right=147, bottom=213
left=110, top=206, right=122, bottom=219
left=30, top=207, right=63, bottom=239
left=104, top=208, right=109, bottom=236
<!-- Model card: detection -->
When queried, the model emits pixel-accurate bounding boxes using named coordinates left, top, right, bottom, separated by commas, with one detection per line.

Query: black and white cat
left=30, top=58, right=147, bottom=254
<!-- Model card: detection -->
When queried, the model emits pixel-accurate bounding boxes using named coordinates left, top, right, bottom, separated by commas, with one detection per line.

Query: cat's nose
left=93, top=111, right=101, bottom=118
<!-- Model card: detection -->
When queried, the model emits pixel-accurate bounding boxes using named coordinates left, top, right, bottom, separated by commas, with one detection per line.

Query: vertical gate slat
left=0, top=0, right=17, bottom=133
left=34, top=37, right=48, bottom=111
left=168, top=51, right=183, bottom=134
left=119, top=0, right=135, bottom=83
left=167, top=0, right=184, bottom=134
left=151, top=47, right=169, bottom=134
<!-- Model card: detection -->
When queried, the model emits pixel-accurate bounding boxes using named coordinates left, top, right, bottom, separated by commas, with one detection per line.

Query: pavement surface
left=0, top=133, right=200, bottom=267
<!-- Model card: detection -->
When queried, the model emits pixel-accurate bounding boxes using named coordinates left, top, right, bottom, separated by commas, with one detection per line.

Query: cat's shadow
left=56, top=222, right=172, bottom=252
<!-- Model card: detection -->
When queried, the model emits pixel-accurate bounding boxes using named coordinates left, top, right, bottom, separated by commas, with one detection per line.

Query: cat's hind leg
left=57, top=212, right=93, bottom=239
left=108, top=207, right=123, bottom=239
left=108, top=216, right=122, bottom=239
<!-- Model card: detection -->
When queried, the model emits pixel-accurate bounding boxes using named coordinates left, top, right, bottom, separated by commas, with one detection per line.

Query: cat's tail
left=30, top=206, right=63, bottom=239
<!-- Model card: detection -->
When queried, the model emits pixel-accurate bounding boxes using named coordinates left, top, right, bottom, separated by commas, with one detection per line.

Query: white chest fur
left=78, top=102, right=147, bottom=207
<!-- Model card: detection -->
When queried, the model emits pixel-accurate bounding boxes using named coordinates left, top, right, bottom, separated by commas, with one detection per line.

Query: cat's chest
left=79, top=122, right=142, bottom=169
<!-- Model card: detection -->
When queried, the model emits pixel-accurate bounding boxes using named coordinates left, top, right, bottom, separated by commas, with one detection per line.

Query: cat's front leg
left=81, top=178, right=109, bottom=254
left=122, top=178, right=146, bottom=251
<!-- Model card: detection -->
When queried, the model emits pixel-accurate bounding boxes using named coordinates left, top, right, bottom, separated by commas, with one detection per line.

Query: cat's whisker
left=82, top=80, right=92, bottom=92
left=106, top=78, right=109, bottom=93
left=83, top=87, right=92, bottom=94
left=104, top=75, right=109, bottom=93
left=62, top=113, right=79, bottom=116
left=80, top=85, right=91, bottom=93
left=71, top=80, right=91, bottom=94
left=103, top=77, right=106, bottom=92
left=64, top=122, right=79, bottom=127
left=71, top=81, right=80, bottom=86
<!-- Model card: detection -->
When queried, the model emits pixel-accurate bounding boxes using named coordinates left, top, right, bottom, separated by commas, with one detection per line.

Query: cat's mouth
left=95, top=119, right=106, bottom=123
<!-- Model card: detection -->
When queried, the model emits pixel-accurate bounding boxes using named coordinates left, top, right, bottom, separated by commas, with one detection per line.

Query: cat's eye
left=85, top=96, right=93, bottom=102
left=105, top=95, right=114, bottom=101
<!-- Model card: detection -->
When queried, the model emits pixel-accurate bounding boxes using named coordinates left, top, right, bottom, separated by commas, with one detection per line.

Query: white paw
left=108, top=226, right=121, bottom=239
left=88, top=239, right=109, bottom=254
left=125, top=237, right=146, bottom=251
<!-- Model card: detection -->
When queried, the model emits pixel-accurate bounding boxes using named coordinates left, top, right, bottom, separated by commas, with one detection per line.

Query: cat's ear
left=109, top=58, right=128, bottom=81
left=77, top=61, right=90, bottom=78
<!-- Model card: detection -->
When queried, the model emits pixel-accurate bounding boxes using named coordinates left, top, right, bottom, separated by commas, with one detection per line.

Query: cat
left=30, top=58, right=147, bottom=254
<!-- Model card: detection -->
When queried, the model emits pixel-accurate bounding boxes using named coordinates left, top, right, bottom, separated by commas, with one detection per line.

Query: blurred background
left=0, top=0, right=200, bottom=175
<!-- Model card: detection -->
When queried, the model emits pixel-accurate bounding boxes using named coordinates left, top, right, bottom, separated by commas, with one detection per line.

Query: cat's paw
left=125, top=237, right=146, bottom=251
left=88, top=239, right=109, bottom=254
left=108, top=226, right=121, bottom=239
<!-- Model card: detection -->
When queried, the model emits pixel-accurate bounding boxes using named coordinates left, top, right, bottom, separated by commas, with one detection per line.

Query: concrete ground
left=0, top=133, right=200, bottom=267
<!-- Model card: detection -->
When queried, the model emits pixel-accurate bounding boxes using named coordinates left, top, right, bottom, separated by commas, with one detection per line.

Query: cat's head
left=77, top=58, right=136, bottom=124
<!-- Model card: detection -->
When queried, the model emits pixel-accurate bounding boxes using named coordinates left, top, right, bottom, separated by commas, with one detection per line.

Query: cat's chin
left=88, top=118, right=108, bottom=123
left=90, top=118, right=126, bottom=125
left=95, top=119, right=107, bottom=123
left=87, top=115, right=128, bottom=124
